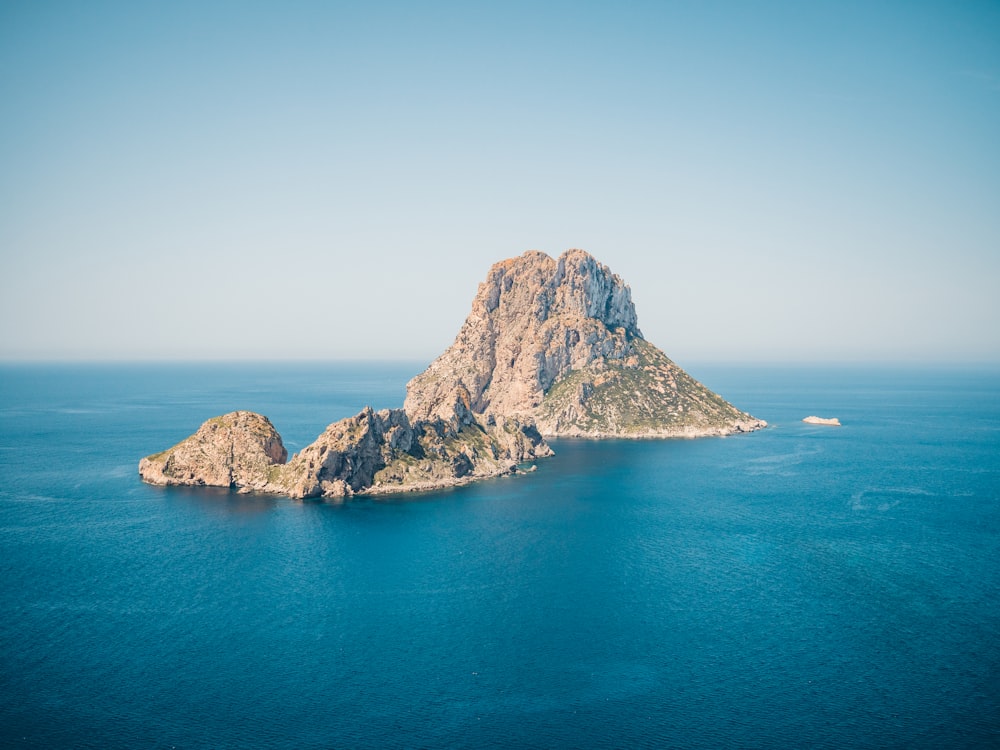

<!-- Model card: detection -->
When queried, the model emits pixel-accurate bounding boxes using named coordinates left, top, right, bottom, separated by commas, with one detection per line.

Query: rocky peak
left=472, top=249, right=639, bottom=334
left=551, top=249, right=640, bottom=335
left=405, top=248, right=765, bottom=438
left=404, top=249, right=645, bottom=424
left=405, top=250, right=642, bottom=419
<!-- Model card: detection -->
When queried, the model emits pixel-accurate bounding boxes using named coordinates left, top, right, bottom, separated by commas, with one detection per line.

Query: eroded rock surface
left=140, top=407, right=551, bottom=500
left=405, top=249, right=766, bottom=437
left=277, top=407, right=550, bottom=499
left=138, top=411, right=288, bottom=492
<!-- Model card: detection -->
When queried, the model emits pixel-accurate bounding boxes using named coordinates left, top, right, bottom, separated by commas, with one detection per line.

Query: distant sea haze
left=1, top=363, right=998, bottom=748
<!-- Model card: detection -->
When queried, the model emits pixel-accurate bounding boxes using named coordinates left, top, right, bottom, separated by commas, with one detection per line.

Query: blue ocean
left=1, top=363, right=998, bottom=749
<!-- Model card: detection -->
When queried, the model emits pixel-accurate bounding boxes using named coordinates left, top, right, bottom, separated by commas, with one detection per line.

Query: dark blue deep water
left=1, top=363, right=998, bottom=748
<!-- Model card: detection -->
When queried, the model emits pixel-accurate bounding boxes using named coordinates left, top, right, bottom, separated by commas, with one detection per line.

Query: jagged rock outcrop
left=139, top=407, right=551, bottom=500
left=139, top=248, right=764, bottom=499
left=137, top=411, right=288, bottom=491
left=405, top=249, right=765, bottom=437
left=277, top=407, right=550, bottom=499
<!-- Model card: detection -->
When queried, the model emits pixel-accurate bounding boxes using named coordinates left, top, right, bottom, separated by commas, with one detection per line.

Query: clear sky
left=1, top=0, right=998, bottom=364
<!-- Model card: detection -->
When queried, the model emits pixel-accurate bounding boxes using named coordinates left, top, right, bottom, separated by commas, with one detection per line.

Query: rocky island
left=139, top=249, right=766, bottom=499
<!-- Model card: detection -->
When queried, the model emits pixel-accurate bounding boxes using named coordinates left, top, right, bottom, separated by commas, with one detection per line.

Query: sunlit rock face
left=139, top=407, right=551, bottom=500
left=405, top=249, right=765, bottom=438
left=138, top=411, right=288, bottom=492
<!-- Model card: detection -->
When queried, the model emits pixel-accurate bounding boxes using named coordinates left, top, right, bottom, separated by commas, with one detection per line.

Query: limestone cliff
left=405, top=249, right=765, bottom=437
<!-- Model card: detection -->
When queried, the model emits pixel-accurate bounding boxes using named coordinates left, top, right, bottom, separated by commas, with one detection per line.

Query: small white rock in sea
left=803, top=416, right=841, bottom=426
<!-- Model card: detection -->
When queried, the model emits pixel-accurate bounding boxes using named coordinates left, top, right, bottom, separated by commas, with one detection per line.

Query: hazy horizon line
left=2, top=356, right=998, bottom=369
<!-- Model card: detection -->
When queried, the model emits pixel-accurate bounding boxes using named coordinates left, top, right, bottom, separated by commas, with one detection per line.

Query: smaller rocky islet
left=139, top=249, right=766, bottom=499
left=803, top=416, right=842, bottom=426
left=139, top=407, right=550, bottom=500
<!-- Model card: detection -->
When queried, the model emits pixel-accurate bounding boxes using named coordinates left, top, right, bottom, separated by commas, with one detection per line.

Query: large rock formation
left=139, top=248, right=764, bottom=499
left=138, top=411, right=288, bottom=492
left=139, top=407, right=551, bottom=499
left=405, top=249, right=765, bottom=437
left=277, top=407, right=550, bottom=498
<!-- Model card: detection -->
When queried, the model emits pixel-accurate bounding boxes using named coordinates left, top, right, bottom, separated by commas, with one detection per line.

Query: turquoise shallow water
left=1, top=363, right=998, bottom=748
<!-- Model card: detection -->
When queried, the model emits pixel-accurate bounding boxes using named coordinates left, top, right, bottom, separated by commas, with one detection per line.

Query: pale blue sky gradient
left=2, top=1, right=998, bottom=363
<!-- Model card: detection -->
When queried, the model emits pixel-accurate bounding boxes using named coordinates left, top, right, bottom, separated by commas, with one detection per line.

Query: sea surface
left=1, top=362, right=998, bottom=749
